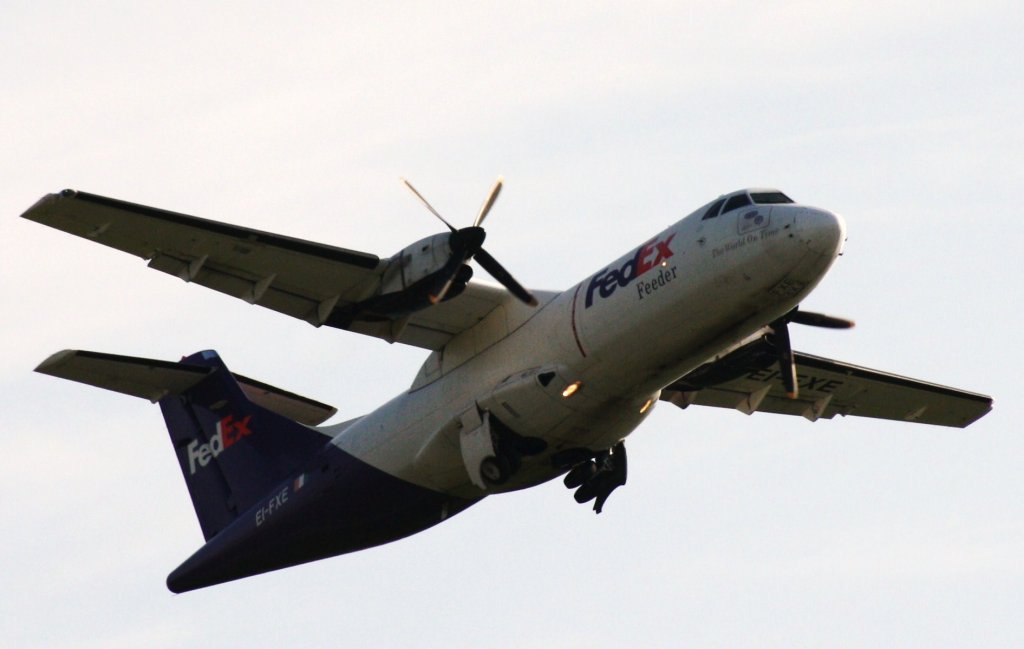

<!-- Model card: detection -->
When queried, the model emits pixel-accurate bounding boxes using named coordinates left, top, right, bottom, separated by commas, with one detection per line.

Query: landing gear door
left=459, top=408, right=495, bottom=490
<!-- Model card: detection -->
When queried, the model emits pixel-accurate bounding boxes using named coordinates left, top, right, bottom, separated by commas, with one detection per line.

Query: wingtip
left=21, top=189, right=82, bottom=221
left=34, top=349, right=78, bottom=375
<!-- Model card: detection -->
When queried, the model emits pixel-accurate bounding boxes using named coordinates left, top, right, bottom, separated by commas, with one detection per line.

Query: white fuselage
left=327, top=195, right=846, bottom=499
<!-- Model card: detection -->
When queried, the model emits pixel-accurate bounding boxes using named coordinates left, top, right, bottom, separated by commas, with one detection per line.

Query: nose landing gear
left=561, top=442, right=627, bottom=514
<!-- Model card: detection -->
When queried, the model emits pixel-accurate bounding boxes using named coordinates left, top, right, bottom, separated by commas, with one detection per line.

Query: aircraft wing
left=661, top=337, right=992, bottom=428
left=22, top=190, right=508, bottom=350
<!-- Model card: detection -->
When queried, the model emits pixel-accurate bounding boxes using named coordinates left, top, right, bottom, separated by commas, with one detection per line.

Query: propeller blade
left=428, top=251, right=470, bottom=304
left=400, top=177, right=537, bottom=308
left=428, top=272, right=457, bottom=305
left=789, top=309, right=855, bottom=329
left=475, top=248, right=538, bottom=306
left=429, top=227, right=486, bottom=304
left=401, top=178, right=456, bottom=232
left=473, top=177, right=503, bottom=228
left=772, top=319, right=799, bottom=399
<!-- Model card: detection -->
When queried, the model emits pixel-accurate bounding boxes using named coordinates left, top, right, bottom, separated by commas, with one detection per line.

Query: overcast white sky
left=2, top=2, right=1022, bottom=647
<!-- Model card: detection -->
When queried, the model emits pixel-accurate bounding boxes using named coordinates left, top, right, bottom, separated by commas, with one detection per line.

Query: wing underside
left=662, top=337, right=992, bottom=428
left=22, top=190, right=509, bottom=349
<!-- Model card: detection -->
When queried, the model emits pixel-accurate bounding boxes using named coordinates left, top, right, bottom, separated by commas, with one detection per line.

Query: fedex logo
left=585, top=234, right=676, bottom=308
left=186, top=414, right=253, bottom=475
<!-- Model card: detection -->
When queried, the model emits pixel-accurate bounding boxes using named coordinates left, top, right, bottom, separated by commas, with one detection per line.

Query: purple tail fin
left=159, top=351, right=328, bottom=540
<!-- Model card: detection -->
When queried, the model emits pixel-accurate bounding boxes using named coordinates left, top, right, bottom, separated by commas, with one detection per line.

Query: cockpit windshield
left=702, top=190, right=794, bottom=220
left=721, top=193, right=752, bottom=214
left=750, top=191, right=794, bottom=204
left=701, top=198, right=726, bottom=220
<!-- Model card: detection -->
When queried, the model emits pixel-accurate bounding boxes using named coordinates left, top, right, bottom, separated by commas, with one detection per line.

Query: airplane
left=22, top=181, right=992, bottom=593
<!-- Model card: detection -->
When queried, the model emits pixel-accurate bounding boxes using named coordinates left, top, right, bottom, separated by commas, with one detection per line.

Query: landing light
left=562, top=381, right=582, bottom=399
left=640, top=398, right=654, bottom=414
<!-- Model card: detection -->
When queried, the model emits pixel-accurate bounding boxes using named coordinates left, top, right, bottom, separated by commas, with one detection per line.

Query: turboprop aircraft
left=22, top=181, right=992, bottom=593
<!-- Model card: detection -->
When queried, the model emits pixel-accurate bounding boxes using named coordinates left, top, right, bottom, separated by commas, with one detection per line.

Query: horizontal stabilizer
left=232, top=372, right=337, bottom=426
left=36, top=349, right=211, bottom=402
left=35, top=350, right=337, bottom=426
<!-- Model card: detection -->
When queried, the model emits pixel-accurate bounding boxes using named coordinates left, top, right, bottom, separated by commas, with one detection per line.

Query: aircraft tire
left=480, top=455, right=511, bottom=486
left=563, top=461, right=597, bottom=489
left=574, top=481, right=599, bottom=504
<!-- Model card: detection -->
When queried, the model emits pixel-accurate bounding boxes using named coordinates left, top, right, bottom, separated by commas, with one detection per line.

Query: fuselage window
left=721, top=193, right=752, bottom=214
left=750, top=191, right=794, bottom=204
left=701, top=198, right=726, bottom=220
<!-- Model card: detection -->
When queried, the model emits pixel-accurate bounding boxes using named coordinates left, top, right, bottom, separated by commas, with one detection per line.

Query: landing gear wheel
left=564, top=461, right=597, bottom=489
left=480, top=455, right=511, bottom=486
left=565, top=442, right=627, bottom=513
left=574, top=482, right=598, bottom=504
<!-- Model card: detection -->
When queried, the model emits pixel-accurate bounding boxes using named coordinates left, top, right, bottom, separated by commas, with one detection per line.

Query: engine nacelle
left=328, top=232, right=473, bottom=328
left=379, top=232, right=453, bottom=295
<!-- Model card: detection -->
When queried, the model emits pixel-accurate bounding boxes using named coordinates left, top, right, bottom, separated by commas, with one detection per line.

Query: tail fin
left=36, top=349, right=333, bottom=539
left=158, top=351, right=330, bottom=539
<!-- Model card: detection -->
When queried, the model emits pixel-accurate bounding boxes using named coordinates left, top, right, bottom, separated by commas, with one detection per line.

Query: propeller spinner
left=401, top=177, right=538, bottom=307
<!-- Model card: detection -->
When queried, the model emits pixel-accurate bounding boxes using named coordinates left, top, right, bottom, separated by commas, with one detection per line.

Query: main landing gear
left=461, top=409, right=547, bottom=490
left=479, top=415, right=548, bottom=487
left=559, top=442, right=627, bottom=514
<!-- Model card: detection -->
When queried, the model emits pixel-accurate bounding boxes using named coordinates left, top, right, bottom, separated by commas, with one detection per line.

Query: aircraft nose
left=798, top=207, right=846, bottom=257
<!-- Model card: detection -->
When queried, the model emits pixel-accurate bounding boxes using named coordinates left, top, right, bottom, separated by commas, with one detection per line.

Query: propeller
left=769, top=307, right=854, bottom=399
left=401, top=177, right=538, bottom=307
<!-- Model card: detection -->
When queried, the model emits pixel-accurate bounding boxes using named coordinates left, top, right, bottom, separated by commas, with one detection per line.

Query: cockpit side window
left=750, top=191, right=794, bottom=204
left=721, top=193, right=752, bottom=214
left=701, top=198, right=726, bottom=220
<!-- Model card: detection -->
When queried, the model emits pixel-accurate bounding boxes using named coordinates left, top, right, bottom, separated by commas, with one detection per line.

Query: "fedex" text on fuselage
left=585, top=234, right=676, bottom=308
